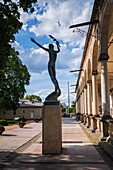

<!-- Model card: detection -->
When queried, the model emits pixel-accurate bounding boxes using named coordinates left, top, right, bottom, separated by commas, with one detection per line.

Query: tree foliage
left=24, top=95, right=42, bottom=102
left=71, top=101, right=76, bottom=113
left=0, top=47, right=30, bottom=110
left=0, top=0, right=37, bottom=110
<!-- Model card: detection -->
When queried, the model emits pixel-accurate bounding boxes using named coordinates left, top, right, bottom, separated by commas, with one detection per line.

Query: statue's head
left=49, top=44, right=54, bottom=49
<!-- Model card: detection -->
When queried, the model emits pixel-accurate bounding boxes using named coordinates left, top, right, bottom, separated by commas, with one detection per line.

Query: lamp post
left=68, top=81, right=70, bottom=114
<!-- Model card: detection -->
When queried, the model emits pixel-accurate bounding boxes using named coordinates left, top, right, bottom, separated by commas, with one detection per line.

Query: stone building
left=0, top=100, right=43, bottom=120
left=75, top=0, right=113, bottom=143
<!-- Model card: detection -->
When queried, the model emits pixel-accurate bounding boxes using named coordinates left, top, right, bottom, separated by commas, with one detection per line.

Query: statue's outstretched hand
left=56, top=41, right=59, bottom=45
left=56, top=41, right=61, bottom=47
left=30, top=38, right=35, bottom=43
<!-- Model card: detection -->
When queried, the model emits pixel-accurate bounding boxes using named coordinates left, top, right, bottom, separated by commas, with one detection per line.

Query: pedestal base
left=42, top=102, right=62, bottom=154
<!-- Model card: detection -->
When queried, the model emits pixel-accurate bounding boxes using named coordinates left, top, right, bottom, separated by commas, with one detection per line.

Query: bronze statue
left=30, top=36, right=61, bottom=101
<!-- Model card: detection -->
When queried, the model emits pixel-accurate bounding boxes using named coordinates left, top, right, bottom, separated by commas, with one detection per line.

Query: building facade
left=75, top=0, right=113, bottom=143
left=0, top=100, right=43, bottom=119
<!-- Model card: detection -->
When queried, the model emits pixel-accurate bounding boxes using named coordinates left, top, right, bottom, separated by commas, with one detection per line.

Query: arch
left=87, top=59, right=92, bottom=81
left=84, top=70, right=87, bottom=86
left=92, top=40, right=99, bottom=72
left=101, top=2, right=113, bottom=53
left=107, top=3, right=113, bottom=90
left=101, top=1, right=113, bottom=89
left=82, top=77, right=84, bottom=90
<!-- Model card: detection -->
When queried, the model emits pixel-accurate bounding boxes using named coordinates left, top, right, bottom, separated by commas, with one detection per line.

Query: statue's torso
left=48, top=50, right=57, bottom=67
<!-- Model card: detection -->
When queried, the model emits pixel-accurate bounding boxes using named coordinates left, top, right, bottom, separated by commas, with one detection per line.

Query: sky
left=12, top=0, right=94, bottom=105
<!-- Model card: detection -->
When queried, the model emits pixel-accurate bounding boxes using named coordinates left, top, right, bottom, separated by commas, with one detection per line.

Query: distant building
left=0, top=100, right=43, bottom=119
left=60, top=103, right=67, bottom=108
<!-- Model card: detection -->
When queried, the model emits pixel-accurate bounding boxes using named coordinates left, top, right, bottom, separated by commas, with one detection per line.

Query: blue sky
left=12, top=0, right=94, bottom=105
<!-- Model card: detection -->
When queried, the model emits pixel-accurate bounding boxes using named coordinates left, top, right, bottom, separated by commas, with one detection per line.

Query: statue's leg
left=48, top=66, right=60, bottom=92
left=52, top=69, right=61, bottom=96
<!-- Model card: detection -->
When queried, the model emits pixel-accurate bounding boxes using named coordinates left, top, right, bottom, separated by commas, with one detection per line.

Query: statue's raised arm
left=30, top=38, right=49, bottom=52
left=56, top=41, right=60, bottom=53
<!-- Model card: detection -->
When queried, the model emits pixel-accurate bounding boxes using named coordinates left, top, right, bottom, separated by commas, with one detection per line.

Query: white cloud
left=34, top=89, right=50, bottom=99
left=19, top=0, right=93, bottom=45
left=22, top=24, right=28, bottom=31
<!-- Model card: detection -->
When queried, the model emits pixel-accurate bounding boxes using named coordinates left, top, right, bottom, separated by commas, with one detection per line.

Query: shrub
left=0, top=119, right=8, bottom=126
left=18, top=117, right=26, bottom=122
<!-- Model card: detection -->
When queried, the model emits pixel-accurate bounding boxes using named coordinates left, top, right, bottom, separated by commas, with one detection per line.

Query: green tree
left=31, top=95, right=42, bottom=102
left=24, top=94, right=30, bottom=100
left=34, top=95, right=42, bottom=102
left=0, top=0, right=37, bottom=110
left=71, top=101, right=76, bottom=113
left=24, top=95, right=42, bottom=102
left=0, top=48, right=30, bottom=110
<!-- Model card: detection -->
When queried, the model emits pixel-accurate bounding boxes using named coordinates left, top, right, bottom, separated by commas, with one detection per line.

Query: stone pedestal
left=90, top=116, right=97, bottom=132
left=83, top=115, right=87, bottom=125
left=87, top=116, right=91, bottom=128
left=42, top=102, right=62, bottom=154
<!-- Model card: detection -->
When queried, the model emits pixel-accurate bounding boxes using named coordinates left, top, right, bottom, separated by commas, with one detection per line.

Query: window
left=31, top=111, right=34, bottom=118
left=23, top=110, right=25, bottom=114
left=2, top=110, right=6, bottom=116
left=13, top=110, right=16, bottom=115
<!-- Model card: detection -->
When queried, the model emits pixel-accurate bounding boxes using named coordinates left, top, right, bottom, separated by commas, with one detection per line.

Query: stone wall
left=0, top=107, right=42, bottom=119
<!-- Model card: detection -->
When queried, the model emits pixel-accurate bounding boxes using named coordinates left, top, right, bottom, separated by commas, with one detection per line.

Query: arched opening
left=92, top=41, right=100, bottom=115
left=84, top=69, right=88, bottom=116
left=87, top=59, right=92, bottom=81
left=92, top=40, right=99, bottom=72
left=84, top=70, right=87, bottom=86
left=101, top=2, right=113, bottom=53
left=101, top=2, right=113, bottom=117
left=87, top=59, right=92, bottom=115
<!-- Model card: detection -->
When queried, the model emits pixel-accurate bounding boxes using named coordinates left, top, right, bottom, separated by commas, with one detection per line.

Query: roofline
left=19, top=106, right=43, bottom=108
left=75, top=0, right=103, bottom=92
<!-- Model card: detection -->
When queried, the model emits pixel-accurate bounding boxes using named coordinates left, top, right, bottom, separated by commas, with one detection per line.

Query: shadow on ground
left=0, top=143, right=112, bottom=170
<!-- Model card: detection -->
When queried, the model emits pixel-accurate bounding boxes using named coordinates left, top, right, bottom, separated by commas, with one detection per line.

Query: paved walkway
left=0, top=118, right=113, bottom=169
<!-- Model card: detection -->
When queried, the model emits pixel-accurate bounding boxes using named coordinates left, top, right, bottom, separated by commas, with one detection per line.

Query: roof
left=19, top=100, right=43, bottom=108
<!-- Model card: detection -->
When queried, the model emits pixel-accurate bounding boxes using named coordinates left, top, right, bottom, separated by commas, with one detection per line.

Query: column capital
left=87, top=80, right=92, bottom=84
left=92, top=69, right=98, bottom=75
left=98, top=53, right=109, bottom=61
left=110, top=88, right=113, bottom=95
left=84, top=85, right=87, bottom=89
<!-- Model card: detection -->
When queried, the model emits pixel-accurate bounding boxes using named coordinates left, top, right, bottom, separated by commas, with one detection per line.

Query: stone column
left=98, top=53, right=111, bottom=120
left=84, top=85, right=88, bottom=124
left=82, top=90, right=85, bottom=114
left=77, top=97, right=80, bottom=120
left=81, top=91, right=84, bottom=114
left=78, top=97, right=80, bottom=113
left=98, top=53, right=112, bottom=138
left=80, top=92, right=82, bottom=114
left=80, top=93, right=82, bottom=114
left=90, top=70, right=99, bottom=132
left=87, top=80, right=92, bottom=128
left=80, top=92, right=83, bottom=122
left=87, top=80, right=92, bottom=115
left=76, top=100, right=78, bottom=114
left=92, top=70, right=99, bottom=116
left=109, top=89, right=113, bottom=117
left=84, top=85, right=88, bottom=115
left=82, top=90, right=85, bottom=122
